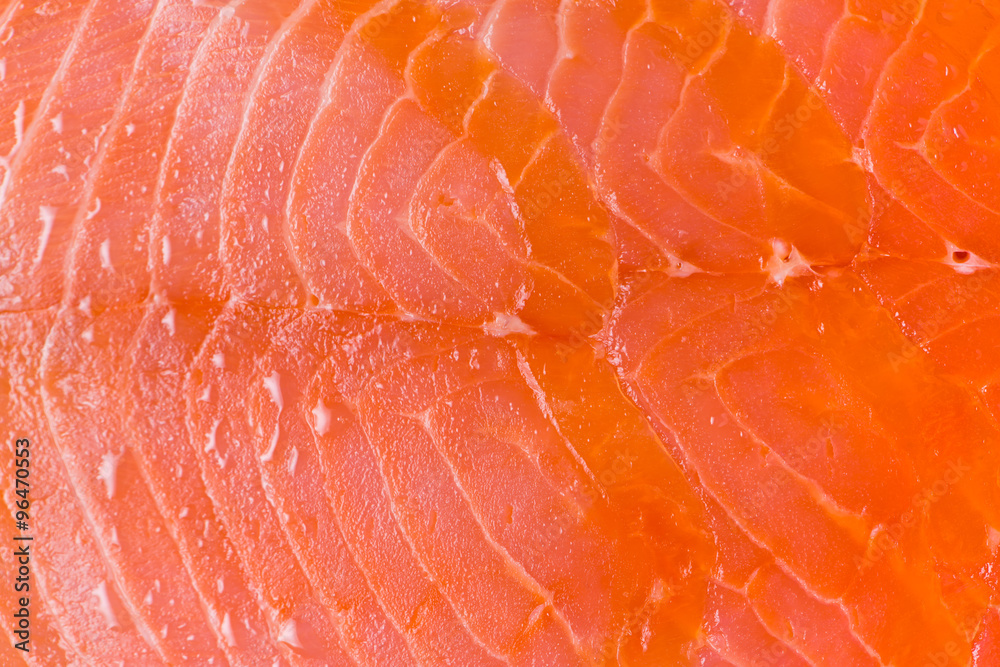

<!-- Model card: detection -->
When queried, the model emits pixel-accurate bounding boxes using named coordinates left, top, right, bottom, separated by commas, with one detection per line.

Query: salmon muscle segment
left=305, top=339, right=510, bottom=666
left=864, top=0, right=1000, bottom=263
left=513, top=338, right=715, bottom=664
left=656, top=22, right=868, bottom=271
left=3, top=0, right=1000, bottom=663
left=153, top=0, right=304, bottom=305
left=594, top=8, right=868, bottom=276
left=547, top=0, right=647, bottom=168
left=1, top=311, right=90, bottom=665
left=298, top=322, right=703, bottom=664
left=606, top=268, right=1000, bottom=664
left=406, top=30, right=617, bottom=335
left=858, top=258, right=1000, bottom=598
left=124, top=301, right=286, bottom=665
left=595, top=19, right=772, bottom=275
left=287, top=0, right=440, bottom=312
left=716, top=0, right=921, bottom=143
left=246, top=311, right=419, bottom=666
left=288, top=8, right=616, bottom=335
left=185, top=303, right=356, bottom=664
left=0, top=0, right=164, bottom=311
left=220, top=0, right=377, bottom=307
left=41, top=303, right=234, bottom=664
left=699, top=580, right=812, bottom=666
left=0, top=0, right=89, bottom=308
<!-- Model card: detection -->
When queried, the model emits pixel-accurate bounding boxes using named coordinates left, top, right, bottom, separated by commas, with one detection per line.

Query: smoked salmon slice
left=1, top=0, right=999, bottom=664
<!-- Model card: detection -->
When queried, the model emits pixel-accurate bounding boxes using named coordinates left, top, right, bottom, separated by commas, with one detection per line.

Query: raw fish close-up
left=1, top=0, right=1000, bottom=664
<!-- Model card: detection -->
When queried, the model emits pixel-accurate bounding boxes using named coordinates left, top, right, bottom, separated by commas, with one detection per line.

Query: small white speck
left=264, top=372, right=282, bottom=410
left=162, top=236, right=171, bottom=266
left=94, top=582, right=119, bottom=629
left=260, top=427, right=279, bottom=463
left=483, top=312, right=535, bottom=337
left=13, top=100, right=24, bottom=149
left=51, top=112, right=63, bottom=134
left=277, top=619, right=302, bottom=649
left=98, top=452, right=119, bottom=499
left=99, top=239, right=112, bottom=270
left=161, top=308, right=176, bottom=335
left=86, top=198, right=101, bottom=220
left=312, top=399, right=331, bottom=436
left=125, top=123, right=135, bottom=136
left=765, top=239, right=812, bottom=286
left=205, top=418, right=221, bottom=453
left=988, top=527, right=1000, bottom=555
left=35, top=206, right=56, bottom=265
left=221, top=613, right=237, bottom=647
left=212, top=352, right=225, bottom=369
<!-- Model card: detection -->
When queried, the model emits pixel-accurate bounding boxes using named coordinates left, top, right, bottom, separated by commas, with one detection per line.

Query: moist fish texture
left=0, top=0, right=997, bottom=664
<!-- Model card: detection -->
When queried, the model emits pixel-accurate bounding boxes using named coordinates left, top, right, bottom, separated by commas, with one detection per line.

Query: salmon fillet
left=0, top=0, right=998, bottom=664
